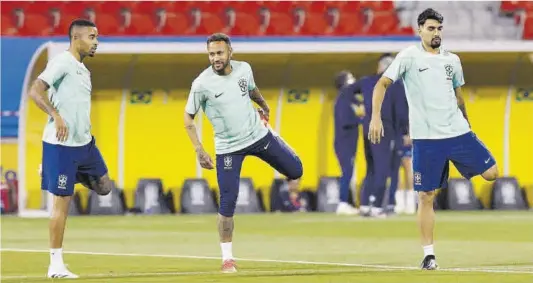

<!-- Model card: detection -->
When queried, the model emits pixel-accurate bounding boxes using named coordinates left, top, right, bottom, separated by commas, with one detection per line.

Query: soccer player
left=29, top=19, right=113, bottom=278
left=333, top=70, right=361, bottom=215
left=358, top=54, right=405, bottom=218
left=184, top=33, right=303, bottom=273
left=369, top=9, right=499, bottom=269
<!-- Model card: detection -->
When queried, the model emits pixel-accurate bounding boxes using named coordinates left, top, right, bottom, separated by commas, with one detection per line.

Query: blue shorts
left=41, top=137, right=108, bottom=196
left=412, top=132, right=495, bottom=192
left=216, top=131, right=303, bottom=217
left=399, top=145, right=413, bottom=158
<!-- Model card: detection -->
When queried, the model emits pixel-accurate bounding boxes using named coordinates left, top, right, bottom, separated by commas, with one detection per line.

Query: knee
left=218, top=189, right=238, bottom=217
left=288, top=157, right=303, bottom=180
left=96, top=183, right=112, bottom=196
left=418, top=191, right=436, bottom=205
left=95, top=178, right=112, bottom=196
left=482, top=164, right=499, bottom=181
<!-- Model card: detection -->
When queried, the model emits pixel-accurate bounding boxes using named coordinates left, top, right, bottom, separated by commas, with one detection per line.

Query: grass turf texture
left=2, top=211, right=532, bottom=282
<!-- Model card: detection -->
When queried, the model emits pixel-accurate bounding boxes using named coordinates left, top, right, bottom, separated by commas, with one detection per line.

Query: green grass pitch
left=2, top=211, right=532, bottom=282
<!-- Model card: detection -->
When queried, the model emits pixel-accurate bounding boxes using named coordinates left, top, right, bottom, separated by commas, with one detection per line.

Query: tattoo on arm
left=249, top=87, right=269, bottom=111
left=455, top=88, right=469, bottom=124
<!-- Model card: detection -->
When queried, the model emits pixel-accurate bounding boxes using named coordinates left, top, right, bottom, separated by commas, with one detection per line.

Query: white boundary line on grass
left=2, top=248, right=533, bottom=276
left=1, top=269, right=403, bottom=280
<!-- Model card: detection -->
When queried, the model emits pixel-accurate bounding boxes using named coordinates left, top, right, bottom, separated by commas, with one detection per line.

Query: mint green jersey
left=185, top=60, right=268, bottom=154
left=38, top=51, right=93, bottom=147
left=383, top=44, right=470, bottom=139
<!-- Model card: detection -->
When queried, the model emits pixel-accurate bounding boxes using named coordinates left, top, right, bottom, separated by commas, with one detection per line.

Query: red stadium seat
left=523, top=13, right=533, bottom=39
left=365, top=11, right=403, bottom=36
left=359, top=1, right=394, bottom=12
left=501, top=1, right=533, bottom=12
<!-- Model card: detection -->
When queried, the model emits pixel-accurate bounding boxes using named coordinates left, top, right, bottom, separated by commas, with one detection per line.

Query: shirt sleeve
left=185, top=80, right=205, bottom=115
left=452, top=57, right=465, bottom=88
left=247, top=64, right=256, bottom=91
left=37, top=57, right=68, bottom=89
left=382, top=50, right=410, bottom=82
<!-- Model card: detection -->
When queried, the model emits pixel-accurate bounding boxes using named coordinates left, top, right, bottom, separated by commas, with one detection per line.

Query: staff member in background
left=333, top=70, right=362, bottom=215
left=386, top=68, right=412, bottom=215
left=359, top=53, right=405, bottom=218
left=391, top=89, right=416, bottom=215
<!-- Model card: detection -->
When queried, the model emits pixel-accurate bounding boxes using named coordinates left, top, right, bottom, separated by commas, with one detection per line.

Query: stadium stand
left=2, top=1, right=530, bottom=39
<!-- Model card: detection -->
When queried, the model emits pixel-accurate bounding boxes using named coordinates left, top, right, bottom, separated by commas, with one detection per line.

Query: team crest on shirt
left=444, top=64, right=453, bottom=80
left=224, top=156, right=233, bottom=170
left=58, top=174, right=68, bottom=189
left=414, top=172, right=422, bottom=186
left=238, top=78, right=248, bottom=95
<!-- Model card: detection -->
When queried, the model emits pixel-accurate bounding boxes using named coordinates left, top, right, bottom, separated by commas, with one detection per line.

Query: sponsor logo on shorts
left=58, top=174, right=68, bottom=189
left=414, top=172, right=422, bottom=186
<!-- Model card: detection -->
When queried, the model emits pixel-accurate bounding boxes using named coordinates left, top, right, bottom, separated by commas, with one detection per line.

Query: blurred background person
left=359, top=54, right=405, bottom=218
left=333, top=70, right=361, bottom=215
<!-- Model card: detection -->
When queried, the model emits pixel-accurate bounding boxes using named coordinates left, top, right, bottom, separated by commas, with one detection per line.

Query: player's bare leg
left=48, top=195, right=79, bottom=278
left=482, top=164, right=499, bottom=181
left=77, top=173, right=113, bottom=195
left=418, top=190, right=438, bottom=270
left=218, top=214, right=236, bottom=273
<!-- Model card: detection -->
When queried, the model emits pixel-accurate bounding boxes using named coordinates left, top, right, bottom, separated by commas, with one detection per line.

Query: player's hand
left=368, top=116, right=384, bottom=144
left=402, top=135, right=412, bottom=146
left=196, top=147, right=214, bottom=170
left=258, top=108, right=269, bottom=122
left=52, top=113, right=68, bottom=142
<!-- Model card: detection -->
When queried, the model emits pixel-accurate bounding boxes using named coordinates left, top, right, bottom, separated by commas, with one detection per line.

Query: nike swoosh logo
left=485, top=158, right=491, bottom=164
left=419, top=68, right=429, bottom=72
left=215, top=92, right=223, bottom=98
left=264, top=142, right=270, bottom=150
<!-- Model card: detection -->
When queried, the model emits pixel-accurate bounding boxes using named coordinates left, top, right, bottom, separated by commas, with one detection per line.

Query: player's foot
left=394, top=190, right=406, bottom=213
left=336, top=202, right=359, bottom=215
left=420, top=255, right=438, bottom=270
left=221, top=259, right=237, bottom=273
left=47, top=265, right=79, bottom=278
left=405, top=190, right=417, bottom=215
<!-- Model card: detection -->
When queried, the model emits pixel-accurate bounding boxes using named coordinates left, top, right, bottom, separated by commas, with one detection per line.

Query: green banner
left=130, top=90, right=153, bottom=104
left=287, top=89, right=310, bottom=103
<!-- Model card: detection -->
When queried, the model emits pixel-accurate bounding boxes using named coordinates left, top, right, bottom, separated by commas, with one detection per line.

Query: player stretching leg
left=184, top=33, right=303, bottom=273
left=368, top=9, right=498, bottom=270
left=29, top=19, right=114, bottom=278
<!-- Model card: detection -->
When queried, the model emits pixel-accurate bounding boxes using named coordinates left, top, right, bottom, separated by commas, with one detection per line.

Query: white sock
left=50, top=248, right=64, bottom=267
left=423, top=245, right=434, bottom=257
left=220, top=242, right=233, bottom=261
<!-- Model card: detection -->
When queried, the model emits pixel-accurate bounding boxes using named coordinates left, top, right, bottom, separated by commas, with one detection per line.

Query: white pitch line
left=2, top=248, right=532, bottom=275
left=1, top=268, right=401, bottom=280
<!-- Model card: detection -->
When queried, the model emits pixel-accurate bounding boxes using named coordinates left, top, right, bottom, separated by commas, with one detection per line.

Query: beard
left=430, top=37, right=441, bottom=48
left=212, top=60, right=229, bottom=75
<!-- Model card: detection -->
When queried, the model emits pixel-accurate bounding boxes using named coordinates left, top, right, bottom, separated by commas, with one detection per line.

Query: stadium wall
left=11, top=39, right=533, bottom=211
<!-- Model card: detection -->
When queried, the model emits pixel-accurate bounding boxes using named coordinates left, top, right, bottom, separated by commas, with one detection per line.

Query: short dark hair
left=417, top=8, right=443, bottom=26
left=68, top=19, right=96, bottom=40
left=207, top=33, right=231, bottom=46
left=378, top=53, right=393, bottom=61
left=334, top=70, right=352, bottom=90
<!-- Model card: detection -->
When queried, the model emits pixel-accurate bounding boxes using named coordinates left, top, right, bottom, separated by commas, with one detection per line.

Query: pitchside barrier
left=6, top=175, right=530, bottom=216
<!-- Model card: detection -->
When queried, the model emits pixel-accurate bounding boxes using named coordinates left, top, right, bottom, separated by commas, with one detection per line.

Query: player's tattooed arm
left=28, top=79, right=60, bottom=118
left=454, top=86, right=469, bottom=125
left=249, top=87, right=270, bottom=119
